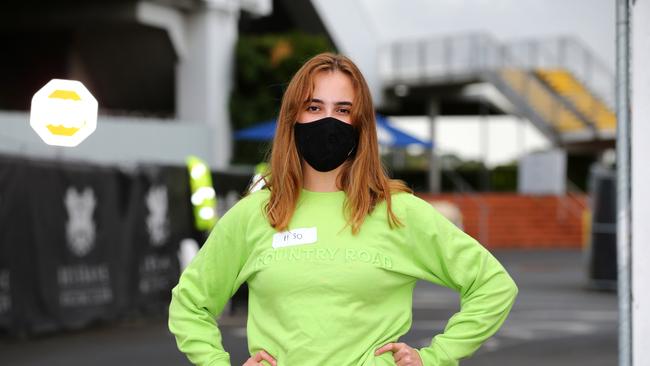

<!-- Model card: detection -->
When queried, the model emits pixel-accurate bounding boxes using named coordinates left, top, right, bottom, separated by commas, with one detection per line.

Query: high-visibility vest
left=186, top=155, right=217, bottom=231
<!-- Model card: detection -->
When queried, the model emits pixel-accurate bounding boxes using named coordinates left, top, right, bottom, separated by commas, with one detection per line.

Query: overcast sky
left=359, top=0, right=616, bottom=70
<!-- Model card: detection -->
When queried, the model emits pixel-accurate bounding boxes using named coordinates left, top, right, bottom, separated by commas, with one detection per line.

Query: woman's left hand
left=375, top=342, right=423, bottom=366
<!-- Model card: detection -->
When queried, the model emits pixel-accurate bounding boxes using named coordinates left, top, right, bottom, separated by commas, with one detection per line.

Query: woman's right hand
left=242, top=350, right=277, bottom=366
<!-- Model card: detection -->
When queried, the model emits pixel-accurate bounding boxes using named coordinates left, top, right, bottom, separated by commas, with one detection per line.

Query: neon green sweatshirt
left=169, top=189, right=518, bottom=366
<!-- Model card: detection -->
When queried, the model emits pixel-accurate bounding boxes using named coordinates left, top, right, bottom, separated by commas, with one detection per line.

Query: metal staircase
left=535, top=68, right=616, bottom=134
left=378, top=33, right=616, bottom=148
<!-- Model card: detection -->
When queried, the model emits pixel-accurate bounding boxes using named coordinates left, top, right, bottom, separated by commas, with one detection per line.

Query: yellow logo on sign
left=48, top=90, right=82, bottom=101
left=45, top=123, right=86, bottom=136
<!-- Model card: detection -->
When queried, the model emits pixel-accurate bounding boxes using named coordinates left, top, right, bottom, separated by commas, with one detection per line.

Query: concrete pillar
left=631, top=0, right=650, bottom=364
left=517, top=116, right=526, bottom=157
left=427, top=100, right=440, bottom=193
left=479, top=96, right=490, bottom=191
left=177, top=1, right=239, bottom=169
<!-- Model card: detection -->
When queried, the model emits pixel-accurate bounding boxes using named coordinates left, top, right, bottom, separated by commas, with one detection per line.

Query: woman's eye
left=307, top=105, right=320, bottom=112
left=338, top=108, right=351, bottom=114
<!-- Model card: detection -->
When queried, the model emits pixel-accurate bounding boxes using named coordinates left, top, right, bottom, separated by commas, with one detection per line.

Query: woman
left=169, top=53, right=518, bottom=366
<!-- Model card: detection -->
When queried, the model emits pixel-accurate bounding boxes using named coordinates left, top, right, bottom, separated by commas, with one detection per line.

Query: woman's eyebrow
left=307, top=98, right=352, bottom=106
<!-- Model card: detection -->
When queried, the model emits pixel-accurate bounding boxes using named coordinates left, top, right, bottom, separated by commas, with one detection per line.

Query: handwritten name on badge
left=272, top=227, right=317, bottom=249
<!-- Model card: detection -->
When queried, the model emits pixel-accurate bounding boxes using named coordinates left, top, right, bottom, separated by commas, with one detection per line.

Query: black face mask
left=294, top=117, right=359, bottom=172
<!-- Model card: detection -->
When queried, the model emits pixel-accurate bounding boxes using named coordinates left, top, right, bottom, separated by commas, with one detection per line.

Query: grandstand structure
left=378, top=33, right=615, bottom=152
left=0, top=1, right=614, bottom=172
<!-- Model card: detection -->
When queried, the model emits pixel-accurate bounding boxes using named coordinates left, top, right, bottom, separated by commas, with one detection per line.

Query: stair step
left=499, top=68, right=586, bottom=133
left=535, top=68, right=616, bottom=132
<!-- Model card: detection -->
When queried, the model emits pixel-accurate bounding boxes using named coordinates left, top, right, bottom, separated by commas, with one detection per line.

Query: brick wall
left=416, top=193, right=588, bottom=249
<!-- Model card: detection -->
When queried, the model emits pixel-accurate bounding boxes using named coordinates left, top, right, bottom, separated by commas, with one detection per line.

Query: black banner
left=0, top=157, right=19, bottom=334
left=26, top=159, right=129, bottom=332
left=0, top=153, right=253, bottom=336
left=0, top=156, right=41, bottom=336
left=212, top=171, right=255, bottom=219
left=211, top=171, right=257, bottom=313
left=125, top=166, right=192, bottom=315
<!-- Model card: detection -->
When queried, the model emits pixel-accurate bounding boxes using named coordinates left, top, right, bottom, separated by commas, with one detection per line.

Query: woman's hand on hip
left=242, top=350, right=277, bottom=366
left=375, top=342, right=423, bottom=366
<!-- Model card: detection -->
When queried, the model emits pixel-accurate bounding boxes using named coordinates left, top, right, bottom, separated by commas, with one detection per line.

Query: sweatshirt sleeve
left=405, top=195, right=518, bottom=366
left=168, top=198, right=252, bottom=366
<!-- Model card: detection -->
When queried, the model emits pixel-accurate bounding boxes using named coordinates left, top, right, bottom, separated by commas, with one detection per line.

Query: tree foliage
left=229, top=32, right=333, bottom=165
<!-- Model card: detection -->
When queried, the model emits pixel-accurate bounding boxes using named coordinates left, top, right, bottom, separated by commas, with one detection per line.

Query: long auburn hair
left=262, top=52, right=411, bottom=234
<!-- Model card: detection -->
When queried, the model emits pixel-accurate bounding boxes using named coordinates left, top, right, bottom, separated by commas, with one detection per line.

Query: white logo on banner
left=146, top=185, right=169, bottom=247
left=64, top=187, right=97, bottom=257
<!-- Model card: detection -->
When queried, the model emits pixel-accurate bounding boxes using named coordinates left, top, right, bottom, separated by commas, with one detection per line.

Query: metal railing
left=378, top=33, right=506, bottom=84
left=379, top=33, right=614, bottom=106
left=505, top=37, right=615, bottom=109
left=557, top=178, right=589, bottom=223
left=378, top=33, right=615, bottom=143
left=442, top=168, right=490, bottom=246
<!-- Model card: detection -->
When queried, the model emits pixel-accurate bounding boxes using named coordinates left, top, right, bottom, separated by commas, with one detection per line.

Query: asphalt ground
left=0, top=249, right=618, bottom=366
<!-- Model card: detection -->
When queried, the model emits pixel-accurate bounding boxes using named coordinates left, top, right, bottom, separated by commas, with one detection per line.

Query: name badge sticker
left=272, top=227, right=317, bottom=249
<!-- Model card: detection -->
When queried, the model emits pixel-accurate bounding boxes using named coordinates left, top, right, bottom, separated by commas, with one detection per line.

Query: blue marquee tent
left=233, top=115, right=433, bottom=148
left=232, top=119, right=277, bottom=141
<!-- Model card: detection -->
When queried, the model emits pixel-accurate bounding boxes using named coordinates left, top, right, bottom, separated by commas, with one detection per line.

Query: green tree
left=230, top=32, right=333, bottom=165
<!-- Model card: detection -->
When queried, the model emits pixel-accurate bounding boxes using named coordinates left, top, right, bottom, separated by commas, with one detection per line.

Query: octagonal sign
left=30, top=79, right=98, bottom=147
